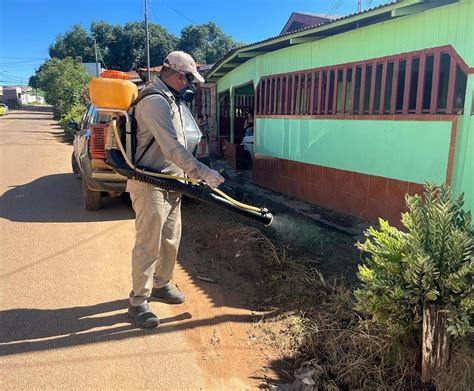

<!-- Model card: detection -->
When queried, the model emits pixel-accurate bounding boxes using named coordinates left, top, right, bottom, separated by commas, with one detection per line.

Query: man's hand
left=201, top=169, right=225, bottom=189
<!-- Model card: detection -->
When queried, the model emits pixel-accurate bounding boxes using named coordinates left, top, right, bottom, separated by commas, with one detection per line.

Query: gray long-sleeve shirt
left=128, top=78, right=210, bottom=189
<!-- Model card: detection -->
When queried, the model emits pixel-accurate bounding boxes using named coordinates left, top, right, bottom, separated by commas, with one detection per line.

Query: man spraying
left=127, top=51, right=224, bottom=328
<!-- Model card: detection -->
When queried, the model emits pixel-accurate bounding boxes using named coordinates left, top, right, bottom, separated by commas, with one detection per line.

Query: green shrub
left=355, top=183, right=473, bottom=339
left=31, top=57, right=91, bottom=119
left=60, top=103, right=86, bottom=137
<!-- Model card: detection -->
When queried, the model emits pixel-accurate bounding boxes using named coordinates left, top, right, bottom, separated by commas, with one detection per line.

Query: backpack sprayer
left=89, top=71, right=273, bottom=226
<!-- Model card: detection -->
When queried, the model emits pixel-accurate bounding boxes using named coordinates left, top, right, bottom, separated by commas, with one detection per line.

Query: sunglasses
left=183, top=72, right=194, bottom=84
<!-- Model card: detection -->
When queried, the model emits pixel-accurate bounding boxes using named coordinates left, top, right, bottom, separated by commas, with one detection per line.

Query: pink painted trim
left=341, top=67, right=347, bottom=114
left=415, top=56, right=426, bottom=114
left=359, top=65, right=366, bottom=114
left=402, top=58, right=412, bottom=115
left=369, top=63, right=377, bottom=114
left=390, top=60, right=399, bottom=114
left=379, top=61, right=388, bottom=114
left=310, top=71, right=316, bottom=114
left=430, top=53, right=441, bottom=114
left=350, top=66, right=357, bottom=114
left=256, top=114, right=456, bottom=121
left=317, top=70, right=323, bottom=114
left=446, top=56, right=457, bottom=114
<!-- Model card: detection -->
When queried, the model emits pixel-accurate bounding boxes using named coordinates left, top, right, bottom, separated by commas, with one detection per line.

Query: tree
left=49, top=25, right=95, bottom=62
left=50, top=21, right=178, bottom=72
left=33, top=57, right=91, bottom=119
left=178, top=22, right=243, bottom=64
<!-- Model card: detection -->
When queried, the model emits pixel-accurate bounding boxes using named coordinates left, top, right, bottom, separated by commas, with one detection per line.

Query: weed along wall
left=210, top=0, right=474, bottom=225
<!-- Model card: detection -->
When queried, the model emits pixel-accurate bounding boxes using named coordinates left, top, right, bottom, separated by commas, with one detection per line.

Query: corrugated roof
left=207, top=0, right=431, bottom=81
left=244, top=1, right=399, bottom=51
left=297, top=12, right=341, bottom=20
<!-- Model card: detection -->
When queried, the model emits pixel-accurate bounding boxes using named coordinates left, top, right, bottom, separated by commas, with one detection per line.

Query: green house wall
left=216, top=0, right=474, bottom=215
left=256, top=118, right=453, bottom=184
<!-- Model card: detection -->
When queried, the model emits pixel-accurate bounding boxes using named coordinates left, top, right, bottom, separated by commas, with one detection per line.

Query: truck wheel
left=82, top=178, right=103, bottom=210
left=71, top=152, right=81, bottom=179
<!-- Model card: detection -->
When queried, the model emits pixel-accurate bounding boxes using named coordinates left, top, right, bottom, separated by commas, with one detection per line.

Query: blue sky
left=0, top=0, right=386, bottom=86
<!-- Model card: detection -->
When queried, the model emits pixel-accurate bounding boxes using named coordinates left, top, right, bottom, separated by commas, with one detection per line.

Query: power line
left=326, top=0, right=344, bottom=18
left=0, top=73, right=25, bottom=80
left=156, top=0, right=196, bottom=24
left=0, top=59, right=46, bottom=65
left=0, top=56, right=46, bottom=60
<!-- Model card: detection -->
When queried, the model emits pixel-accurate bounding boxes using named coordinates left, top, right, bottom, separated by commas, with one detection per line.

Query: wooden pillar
left=379, top=61, right=388, bottom=114
left=415, top=56, right=427, bottom=114
left=390, top=60, right=400, bottom=114
left=422, top=303, right=450, bottom=385
left=359, top=65, right=366, bottom=114
left=446, top=56, right=458, bottom=114
left=430, top=52, right=441, bottom=114
left=230, top=87, right=235, bottom=144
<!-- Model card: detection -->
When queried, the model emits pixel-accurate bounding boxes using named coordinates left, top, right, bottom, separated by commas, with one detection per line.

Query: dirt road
left=0, top=107, right=271, bottom=389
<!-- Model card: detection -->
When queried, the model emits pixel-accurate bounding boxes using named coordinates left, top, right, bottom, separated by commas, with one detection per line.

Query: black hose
left=105, top=149, right=273, bottom=226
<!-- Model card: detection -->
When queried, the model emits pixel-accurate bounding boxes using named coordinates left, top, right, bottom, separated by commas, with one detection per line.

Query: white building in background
left=82, top=63, right=104, bottom=77
left=0, top=86, right=45, bottom=105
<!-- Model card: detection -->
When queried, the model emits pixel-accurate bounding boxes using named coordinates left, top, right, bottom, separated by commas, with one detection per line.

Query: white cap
left=163, top=51, right=205, bottom=83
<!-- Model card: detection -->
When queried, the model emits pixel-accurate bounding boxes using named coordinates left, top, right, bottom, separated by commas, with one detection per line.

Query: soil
left=174, top=197, right=361, bottom=385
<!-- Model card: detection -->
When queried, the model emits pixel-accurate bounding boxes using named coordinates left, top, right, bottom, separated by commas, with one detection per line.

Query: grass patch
left=207, top=224, right=473, bottom=390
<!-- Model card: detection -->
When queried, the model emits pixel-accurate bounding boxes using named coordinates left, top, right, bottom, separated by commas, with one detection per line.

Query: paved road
left=0, top=107, right=263, bottom=390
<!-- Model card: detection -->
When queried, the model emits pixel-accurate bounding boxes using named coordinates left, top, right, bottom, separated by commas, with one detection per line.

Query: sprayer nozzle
left=262, top=212, right=273, bottom=226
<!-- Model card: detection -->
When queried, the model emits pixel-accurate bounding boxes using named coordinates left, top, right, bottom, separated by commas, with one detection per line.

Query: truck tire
left=71, top=152, right=81, bottom=179
left=82, top=178, right=103, bottom=210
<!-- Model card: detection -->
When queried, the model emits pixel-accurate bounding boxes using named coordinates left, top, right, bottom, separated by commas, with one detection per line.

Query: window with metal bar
left=255, top=46, right=469, bottom=117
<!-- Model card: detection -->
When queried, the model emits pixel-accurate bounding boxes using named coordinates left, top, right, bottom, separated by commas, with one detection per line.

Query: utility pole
left=358, top=0, right=362, bottom=13
left=94, top=39, right=100, bottom=76
left=144, top=0, right=151, bottom=82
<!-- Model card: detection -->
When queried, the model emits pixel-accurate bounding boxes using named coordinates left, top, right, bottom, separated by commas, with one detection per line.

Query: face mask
left=178, top=84, right=195, bottom=103
left=177, top=72, right=195, bottom=102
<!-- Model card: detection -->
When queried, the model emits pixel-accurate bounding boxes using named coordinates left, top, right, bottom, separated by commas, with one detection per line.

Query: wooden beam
left=415, top=55, right=426, bottom=114
left=317, top=71, right=323, bottom=114
left=430, top=52, right=441, bottom=114
left=341, top=67, right=347, bottom=114
left=309, top=71, right=316, bottom=114
left=332, top=69, right=339, bottom=114
left=390, top=60, right=400, bottom=114
left=446, top=55, right=457, bottom=114
left=402, top=58, right=412, bottom=114
left=238, top=51, right=267, bottom=58
left=221, top=63, right=241, bottom=68
left=359, top=65, right=366, bottom=114
left=369, top=63, right=377, bottom=114
left=379, top=61, right=388, bottom=114
left=349, top=66, right=357, bottom=114
left=391, top=2, right=435, bottom=17
left=289, top=37, right=322, bottom=44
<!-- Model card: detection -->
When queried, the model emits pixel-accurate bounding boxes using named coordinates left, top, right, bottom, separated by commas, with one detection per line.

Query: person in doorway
left=197, top=114, right=210, bottom=138
left=243, top=110, right=254, bottom=137
left=127, top=51, right=225, bottom=328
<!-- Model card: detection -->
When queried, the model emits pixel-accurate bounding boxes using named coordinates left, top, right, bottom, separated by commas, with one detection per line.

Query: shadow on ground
left=0, top=298, right=277, bottom=357
left=0, top=173, right=133, bottom=223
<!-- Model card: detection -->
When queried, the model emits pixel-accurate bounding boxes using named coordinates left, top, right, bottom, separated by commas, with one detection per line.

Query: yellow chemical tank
left=89, top=70, right=138, bottom=110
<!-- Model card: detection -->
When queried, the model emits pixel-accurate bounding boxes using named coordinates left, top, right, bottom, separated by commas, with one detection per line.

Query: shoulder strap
left=131, top=89, right=174, bottom=165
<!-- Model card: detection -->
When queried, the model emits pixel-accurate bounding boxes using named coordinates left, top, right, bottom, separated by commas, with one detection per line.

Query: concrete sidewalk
left=211, top=159, right=370, bottom=238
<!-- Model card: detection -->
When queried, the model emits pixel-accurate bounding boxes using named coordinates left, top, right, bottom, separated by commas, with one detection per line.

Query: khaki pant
left=128, top=181, right=182, bottom=307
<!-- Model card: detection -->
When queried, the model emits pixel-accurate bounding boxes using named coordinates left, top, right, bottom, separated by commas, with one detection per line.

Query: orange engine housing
left=90, top=123, right=108, bottom=160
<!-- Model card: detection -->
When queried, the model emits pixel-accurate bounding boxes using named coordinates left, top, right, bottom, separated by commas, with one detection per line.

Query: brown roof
left=126, top=70, right=141, bottom=79
left=136, top=66, right=163, bottom=73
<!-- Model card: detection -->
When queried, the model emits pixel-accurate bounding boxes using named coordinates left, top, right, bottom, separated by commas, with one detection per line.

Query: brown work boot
left=151, top=283, right=185, bottom=304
